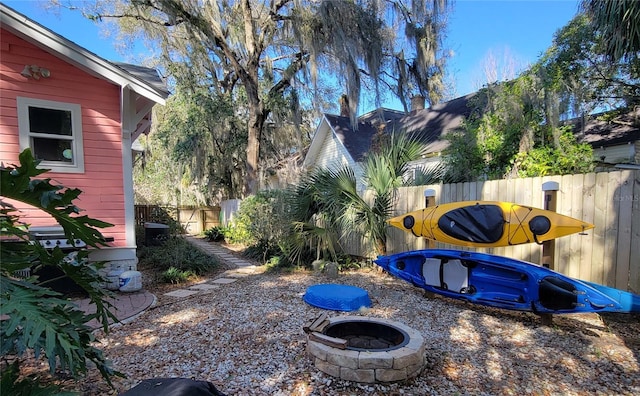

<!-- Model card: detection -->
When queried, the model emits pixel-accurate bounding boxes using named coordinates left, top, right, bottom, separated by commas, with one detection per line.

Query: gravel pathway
left=69, top=264, right=640, bottom=395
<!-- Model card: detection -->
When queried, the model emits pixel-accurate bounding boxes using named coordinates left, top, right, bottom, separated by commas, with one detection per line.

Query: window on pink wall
left=17, top=97, right=85, bottom=173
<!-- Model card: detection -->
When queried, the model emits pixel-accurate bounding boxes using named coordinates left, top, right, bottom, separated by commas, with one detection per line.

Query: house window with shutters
left=17, top=97, right=84, bottom=173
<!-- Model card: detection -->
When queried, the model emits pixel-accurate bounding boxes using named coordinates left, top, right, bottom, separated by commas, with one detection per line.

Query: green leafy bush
left=222, top=221, right=252, bottom=245
left=204, top=226, right=226, bottom=242
left=263, top=255, right=302, bottom=273
left=514, top=129, right=595, bottom=177
left=336, top=254, right=367, bottom=271
left=137, top=236, right=219, bottom=276
left=161, top=267, right=196, bottom=284
left=1, top=149, right=121, bottom=391
left=227, top=190, right=293, bottom=262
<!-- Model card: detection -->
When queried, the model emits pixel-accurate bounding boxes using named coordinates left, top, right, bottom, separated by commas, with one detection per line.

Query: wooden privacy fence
left=353, top=170, right=639, bottom=292
left=134, top=205, right=221, bottom=235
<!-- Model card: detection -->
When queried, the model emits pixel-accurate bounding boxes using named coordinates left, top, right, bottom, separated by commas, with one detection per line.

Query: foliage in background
left=580, top=0, right=640, bottom=64
left=135, top=81, right=311, bottom=205
left=535, top=13, right=639, bottom=114
left=0, top=150, right=120, bottom=391
left=84, top=0, right=451, bottom=196
left=441, top=119, right=486, bottom=182
left=224, top=190, right=294, bottom=264
left=442, top=2, right=640, bottom=182
left=445, top=76, right=595, bottom=181
left=143, top=88, right=246, bottom=203
left=137, top=236, right=219, bottom=277
left=204, top=226, right=226, bottom=242
left=133, top=133, right=195, bottom=206
left=514, top=127, right=595, bottom=177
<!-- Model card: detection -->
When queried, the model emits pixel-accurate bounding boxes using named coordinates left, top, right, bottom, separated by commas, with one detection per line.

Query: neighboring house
left=302, top=94, right=475, bottom=189
left=304, top=93, right=640, bottom=187
left=0, top=4, right=169, bottom=270
left=572, top=107, right=640, bottom=169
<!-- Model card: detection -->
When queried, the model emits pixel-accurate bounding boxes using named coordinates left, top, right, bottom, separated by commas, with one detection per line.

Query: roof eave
left=303, top=115, right=332, bottom=167
left=1, top=4, right=168, bottom=105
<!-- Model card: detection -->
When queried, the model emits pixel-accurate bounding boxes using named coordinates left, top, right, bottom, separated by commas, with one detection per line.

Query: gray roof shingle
left=325, top=94, right=475, bottom=161
left=324, top=93, right=639, bottom=164
left=113, top=62, right=170, bottom=98
left=571, top=108, right=640, bottom=148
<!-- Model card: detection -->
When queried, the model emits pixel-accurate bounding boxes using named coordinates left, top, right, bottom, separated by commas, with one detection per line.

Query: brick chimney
left=340, top=94, right=350, bottom=117
left=411, top=95, right=425, bottom=112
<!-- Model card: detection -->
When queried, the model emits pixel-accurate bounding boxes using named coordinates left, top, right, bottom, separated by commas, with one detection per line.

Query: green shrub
left=336, top=254, right=369, bottom=271
left=263, top=255, right=296, bottom=272
left=223, top=220, right=252, bottom=245
left=514, top=129, right=595, bottom=177
left=243, top=239, right=282, bottom=263
left=137, top=236, right=219, bottom=275
left=1, top=149, right=120, bottom=391
left=227, top=190, right=293, bottom=261
left=204, top=226, right=225, bottom=242
left=161, top=267, right=196, bottom=284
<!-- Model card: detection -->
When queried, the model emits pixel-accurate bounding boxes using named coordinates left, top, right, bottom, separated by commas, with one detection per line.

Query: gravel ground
left=53, top=256, right=640, bottom=396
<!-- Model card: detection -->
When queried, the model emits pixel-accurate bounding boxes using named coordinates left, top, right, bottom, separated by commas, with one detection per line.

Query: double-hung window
left=17, top=97, right=84, bottom=173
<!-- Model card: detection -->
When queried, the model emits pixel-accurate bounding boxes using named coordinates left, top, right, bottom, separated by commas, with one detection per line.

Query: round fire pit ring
left=306, top=316, right=426, bottom=383
left=324, top=319, right=410, bottom=351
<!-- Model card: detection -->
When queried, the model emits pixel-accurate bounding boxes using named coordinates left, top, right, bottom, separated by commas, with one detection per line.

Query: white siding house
left=303, top=95, right=474, bottom=189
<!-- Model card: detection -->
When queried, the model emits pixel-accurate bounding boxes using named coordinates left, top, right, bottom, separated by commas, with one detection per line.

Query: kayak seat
left=422, top=258, right=469, bottom=293
left=539, top=276, right=577, bottom=310
left=422, top=258, right=441, bottom=287
left=442, top=259, right=469, bottom=292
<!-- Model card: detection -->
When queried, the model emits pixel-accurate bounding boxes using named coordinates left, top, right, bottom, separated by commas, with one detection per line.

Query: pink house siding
left=1, top=28, right=127, bottom=247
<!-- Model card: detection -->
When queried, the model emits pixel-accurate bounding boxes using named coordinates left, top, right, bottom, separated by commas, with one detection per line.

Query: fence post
left=540, top=181, right=559, bottom=326
left=541, top=181, right=559, bottom=270
left=424, top=189, right=436, bottom=249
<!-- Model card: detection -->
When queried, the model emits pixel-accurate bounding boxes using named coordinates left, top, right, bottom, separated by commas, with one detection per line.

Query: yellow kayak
left=388, top=201, right=594, bottom=247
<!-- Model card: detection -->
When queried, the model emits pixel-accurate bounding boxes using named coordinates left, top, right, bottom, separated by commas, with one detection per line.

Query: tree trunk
left=244, top=81, right=265, bottom=196
left=245, top=114, right=262, bottom=195
left=375, top=237, right=387, bottom=256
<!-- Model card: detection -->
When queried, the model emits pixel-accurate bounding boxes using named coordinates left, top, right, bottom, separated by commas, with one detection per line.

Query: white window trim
left=17, top=97, right=85, bottom=173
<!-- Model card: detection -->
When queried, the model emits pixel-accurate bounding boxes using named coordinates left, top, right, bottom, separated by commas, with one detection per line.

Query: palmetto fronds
left=288, top=131, right=438, bottom=259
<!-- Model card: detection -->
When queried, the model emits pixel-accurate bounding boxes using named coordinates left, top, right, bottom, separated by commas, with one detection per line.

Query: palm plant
left=285, top=168, right=347, bottom=264
left=580, top=0, right=640, bottom=62
left=356, top=132, right=431, bottom=255
left=287, top=131, right=436, bottom=262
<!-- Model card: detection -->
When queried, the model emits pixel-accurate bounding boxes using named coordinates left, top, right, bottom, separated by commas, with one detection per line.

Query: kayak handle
left=533, top=233, right=543, bottom=245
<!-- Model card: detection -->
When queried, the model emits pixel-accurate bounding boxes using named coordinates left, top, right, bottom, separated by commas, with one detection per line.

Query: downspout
left=121, top=84, right=137, bottom=248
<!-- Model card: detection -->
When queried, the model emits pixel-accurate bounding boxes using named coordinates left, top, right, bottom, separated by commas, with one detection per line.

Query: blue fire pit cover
left=303, top=284, right=372, bottom=311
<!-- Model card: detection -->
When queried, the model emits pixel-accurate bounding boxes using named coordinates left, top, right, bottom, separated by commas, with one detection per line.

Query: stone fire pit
left=306, top=316, right=426, bottom=383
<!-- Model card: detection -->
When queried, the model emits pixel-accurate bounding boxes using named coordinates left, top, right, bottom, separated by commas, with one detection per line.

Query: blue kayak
left=374, top=249, right=640, bottom=314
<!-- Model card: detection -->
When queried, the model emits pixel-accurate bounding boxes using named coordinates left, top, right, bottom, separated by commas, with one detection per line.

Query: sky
left=2, top=0, right=582, bottom=111
left=446, top=0, right=580, bottom=97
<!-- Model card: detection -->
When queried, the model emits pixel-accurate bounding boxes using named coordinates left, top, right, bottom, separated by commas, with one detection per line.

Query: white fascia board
left=1, top=4, right=167, bottom=105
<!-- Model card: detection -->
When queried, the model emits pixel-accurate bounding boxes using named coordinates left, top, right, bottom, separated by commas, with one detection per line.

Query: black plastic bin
left=144, top=222, right=170, bottom=246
